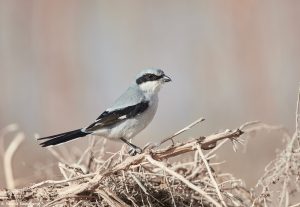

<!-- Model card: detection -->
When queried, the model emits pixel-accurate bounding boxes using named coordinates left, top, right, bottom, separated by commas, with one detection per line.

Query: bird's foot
left=128, top=146, right=142, bottom=156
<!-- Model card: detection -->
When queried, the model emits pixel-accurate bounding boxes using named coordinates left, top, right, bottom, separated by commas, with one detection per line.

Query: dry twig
left=4, top=132, right=25, bottom=189
left=254, top=85, right=300, bottom=207
left=197, top=145, right=227, bottom=207
left=0, top=120, right=246, bottom=206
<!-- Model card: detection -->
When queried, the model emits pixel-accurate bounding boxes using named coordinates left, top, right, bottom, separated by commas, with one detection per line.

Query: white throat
left=138, top=81, right=162, bottom=95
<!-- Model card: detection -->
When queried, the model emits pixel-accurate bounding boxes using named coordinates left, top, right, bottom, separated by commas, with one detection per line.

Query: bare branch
left=159, top=117, right=205, bottom=146
left=197, top=145, right=227, bottom=206
left=4, top=132, right=25, bottom=189
left=146, top=154, right=222, bottom=207
left=0, top=124, right=245, bottom=204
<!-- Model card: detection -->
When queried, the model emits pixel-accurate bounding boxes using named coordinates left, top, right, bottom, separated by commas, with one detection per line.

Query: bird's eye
left=148, top=74, right=155, bottom=80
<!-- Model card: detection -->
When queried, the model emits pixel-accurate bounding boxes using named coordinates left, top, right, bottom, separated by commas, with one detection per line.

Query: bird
left=38, top=68, right=171, bottom=155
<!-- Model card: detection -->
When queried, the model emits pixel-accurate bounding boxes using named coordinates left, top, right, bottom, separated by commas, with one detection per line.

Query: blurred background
left=0, top=0, right=300, bottom=188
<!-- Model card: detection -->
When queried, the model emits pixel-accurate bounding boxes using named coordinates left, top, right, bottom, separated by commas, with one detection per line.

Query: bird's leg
left=120, top=137, right=142, bottom=156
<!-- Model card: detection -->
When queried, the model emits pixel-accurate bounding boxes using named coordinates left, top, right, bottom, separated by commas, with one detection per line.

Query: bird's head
left=135, top=68, right=171, bottom=93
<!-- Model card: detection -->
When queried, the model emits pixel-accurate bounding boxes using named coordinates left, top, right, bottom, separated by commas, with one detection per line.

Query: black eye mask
left=136, top=73, right=164, bottom=85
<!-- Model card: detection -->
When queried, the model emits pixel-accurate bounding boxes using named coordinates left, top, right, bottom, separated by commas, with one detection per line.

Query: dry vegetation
left=0, top=88, right=300, bottom=207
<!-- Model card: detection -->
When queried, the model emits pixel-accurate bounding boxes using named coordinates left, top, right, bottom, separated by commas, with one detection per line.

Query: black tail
left=38, top=129, right=90, bottom=147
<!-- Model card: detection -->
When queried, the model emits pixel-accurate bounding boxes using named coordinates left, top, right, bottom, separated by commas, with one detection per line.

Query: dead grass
left=0, top=87, right=300, bottom=207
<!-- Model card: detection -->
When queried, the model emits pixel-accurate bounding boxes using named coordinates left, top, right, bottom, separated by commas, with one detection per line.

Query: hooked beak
left=163, top=74, right=172, bottom=83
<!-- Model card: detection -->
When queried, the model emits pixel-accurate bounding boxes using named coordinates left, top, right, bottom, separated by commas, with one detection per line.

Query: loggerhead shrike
left=38, top=68, right=171, bottom=155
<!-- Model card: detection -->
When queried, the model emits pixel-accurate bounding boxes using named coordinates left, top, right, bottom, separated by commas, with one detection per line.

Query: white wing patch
left=118, top=115, right=127, bottom=120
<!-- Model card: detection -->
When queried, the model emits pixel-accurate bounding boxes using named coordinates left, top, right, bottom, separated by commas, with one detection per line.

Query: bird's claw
left=128, top=147, right=142, bottom=156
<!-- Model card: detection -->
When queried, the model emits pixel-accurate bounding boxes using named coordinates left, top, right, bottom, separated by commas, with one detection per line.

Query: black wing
left=84, top=101, right=149, bottom=132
